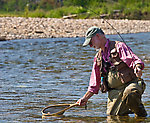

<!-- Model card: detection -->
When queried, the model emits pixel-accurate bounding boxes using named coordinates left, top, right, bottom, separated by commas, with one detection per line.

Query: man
left=76, top=26, right=147, bottom=117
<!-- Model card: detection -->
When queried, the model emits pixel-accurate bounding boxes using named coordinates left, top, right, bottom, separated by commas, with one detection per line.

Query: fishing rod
left=83, top=6, right=126, bottom=44
left=83, top=6, right=143, bottom=79
left=83, top=6, right=137, bottom=60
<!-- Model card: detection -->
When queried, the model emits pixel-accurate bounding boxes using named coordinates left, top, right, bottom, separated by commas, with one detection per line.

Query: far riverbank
left=0, top=17, right=150, bottom=41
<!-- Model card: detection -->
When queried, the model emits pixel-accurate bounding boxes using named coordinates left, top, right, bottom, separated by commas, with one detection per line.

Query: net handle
left=42, top=103, right=79, bottom=116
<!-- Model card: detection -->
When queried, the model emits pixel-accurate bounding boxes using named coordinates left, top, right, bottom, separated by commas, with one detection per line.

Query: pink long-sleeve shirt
left=88, top=39, right=144, bottom=94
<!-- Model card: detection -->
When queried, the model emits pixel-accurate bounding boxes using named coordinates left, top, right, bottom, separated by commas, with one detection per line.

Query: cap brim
left=82, top=38, right=91, bottom=47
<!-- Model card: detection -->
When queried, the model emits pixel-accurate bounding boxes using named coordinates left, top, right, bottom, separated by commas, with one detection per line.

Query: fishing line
left=82, top=6, right=135, bottom=59
left=83, top=6, right=126, bottom=43
left=82, top=6, right=144, bottom=79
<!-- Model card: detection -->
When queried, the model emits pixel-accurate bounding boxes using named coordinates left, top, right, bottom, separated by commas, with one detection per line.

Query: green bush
left=45, top=6, right=87, bottom=18
left=0, top=0, right=150, bottom=19
left=28, top=9, right=46, bottom=18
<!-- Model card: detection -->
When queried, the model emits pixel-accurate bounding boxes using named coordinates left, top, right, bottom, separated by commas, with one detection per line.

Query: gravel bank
left=0, top=17, right=150, bottom=40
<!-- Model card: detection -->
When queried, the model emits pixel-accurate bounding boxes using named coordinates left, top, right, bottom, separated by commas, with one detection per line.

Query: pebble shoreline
left=0, top=17, right=150, bottom=40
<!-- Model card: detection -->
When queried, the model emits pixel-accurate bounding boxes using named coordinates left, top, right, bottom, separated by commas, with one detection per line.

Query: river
left=0, top=32, right=150, bottom=122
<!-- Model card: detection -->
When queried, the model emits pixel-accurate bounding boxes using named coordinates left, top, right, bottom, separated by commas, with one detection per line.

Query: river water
left=0, top=32, right=150, bottom=122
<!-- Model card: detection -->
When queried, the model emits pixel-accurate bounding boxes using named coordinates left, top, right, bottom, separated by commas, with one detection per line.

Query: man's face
left=89, top=34, right=102, bottom=49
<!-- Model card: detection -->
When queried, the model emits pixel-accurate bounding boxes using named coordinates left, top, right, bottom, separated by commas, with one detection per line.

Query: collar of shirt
left=101, top=39, right=110, bottom=62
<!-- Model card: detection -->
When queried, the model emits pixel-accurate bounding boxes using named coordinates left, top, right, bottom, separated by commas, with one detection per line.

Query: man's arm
left=76, top=91, right=94, bottom=106
left=76, top=55, right=101, bottom=106
left=116, top=42, right=144, bottom=78
left=116, top=42, right=144, bottom=69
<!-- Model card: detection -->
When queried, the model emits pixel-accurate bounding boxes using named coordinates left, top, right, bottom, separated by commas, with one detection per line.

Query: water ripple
left=0, top=33, right=150, bottom=122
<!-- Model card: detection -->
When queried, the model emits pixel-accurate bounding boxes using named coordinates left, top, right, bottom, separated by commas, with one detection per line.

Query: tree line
left=0, top=0, right=150, bottom=19
left=0, top=0, right=148, bottom=12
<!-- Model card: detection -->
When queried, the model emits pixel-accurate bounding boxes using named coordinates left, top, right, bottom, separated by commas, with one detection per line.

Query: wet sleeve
left=116, top=42, right=144, bottom=70
left=88, top=57, right=101, bottom=94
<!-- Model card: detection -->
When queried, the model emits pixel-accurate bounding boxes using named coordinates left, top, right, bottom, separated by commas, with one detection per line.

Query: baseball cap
left=83, top=26, right=104, bottom=47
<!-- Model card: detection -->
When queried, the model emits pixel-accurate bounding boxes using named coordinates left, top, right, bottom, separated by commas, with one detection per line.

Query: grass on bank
left=0, top=1, right=150, bottom=20
left=0, top=6, right=85, bottom=18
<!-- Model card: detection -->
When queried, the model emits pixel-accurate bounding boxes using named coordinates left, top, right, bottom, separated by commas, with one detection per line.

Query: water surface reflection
left=0, top=33, right=150, bottom=122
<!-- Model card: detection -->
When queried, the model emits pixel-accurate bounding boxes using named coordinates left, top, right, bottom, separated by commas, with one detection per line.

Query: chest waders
left=97, top=41, right=147, bottom=117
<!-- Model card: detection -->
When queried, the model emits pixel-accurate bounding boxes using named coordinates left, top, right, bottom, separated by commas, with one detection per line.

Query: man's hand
left=134, top=64, right=142, bottom=78
left=76, top=98, right=88, bottom=106
left=76, top=91, right=94, bottom=106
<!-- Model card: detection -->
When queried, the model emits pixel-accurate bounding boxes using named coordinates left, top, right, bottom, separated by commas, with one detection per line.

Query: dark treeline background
left=0, top=0, right=150, bottom=19
left=0, top=0, right=62, bottom=11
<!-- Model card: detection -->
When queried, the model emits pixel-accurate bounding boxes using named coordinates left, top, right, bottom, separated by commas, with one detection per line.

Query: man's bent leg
left=123, top=83, right=147, bottom=117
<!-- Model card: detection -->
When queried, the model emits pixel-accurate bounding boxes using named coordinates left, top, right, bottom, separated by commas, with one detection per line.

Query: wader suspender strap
left=109, top=41, right=119, bottom=51
left=97, top=41, right=120, bottom=93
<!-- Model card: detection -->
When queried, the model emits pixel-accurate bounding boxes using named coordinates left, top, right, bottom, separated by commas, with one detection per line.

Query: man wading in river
left=76, top=26, right=147, bottom=117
